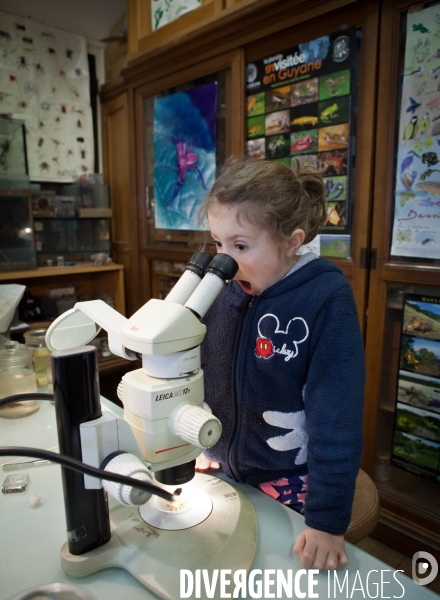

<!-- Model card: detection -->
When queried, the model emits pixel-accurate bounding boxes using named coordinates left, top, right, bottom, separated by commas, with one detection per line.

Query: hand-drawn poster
left=152, top=0, right=201, bottom=31
left=391, top=6, right=440, bottom=259
left=0, top=11, right=94, bottom=182
left=392, top=293, right=440, bottom=482
left=245, top=29, right=360, bottom=258
left=153, top=82, right=217, bottom=231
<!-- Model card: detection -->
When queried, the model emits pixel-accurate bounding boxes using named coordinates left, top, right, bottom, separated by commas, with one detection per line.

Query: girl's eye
left=212, top=240, right=222, bottom=249
left=235, top=243, right=247, bottom=252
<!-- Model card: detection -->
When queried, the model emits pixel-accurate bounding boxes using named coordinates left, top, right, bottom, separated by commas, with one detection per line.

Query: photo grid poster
left=0, top=11, right=94, bottom=182
left=245, top=29, right=359, bottom=259
left=392, top=294, right=440, bottom=482
left=390, top=5, right=440, bottom=259
left=153, top=82, right=217, bottom=231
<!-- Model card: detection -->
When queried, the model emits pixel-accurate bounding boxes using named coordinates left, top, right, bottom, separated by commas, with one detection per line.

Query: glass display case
left=0, top=118, right=28, bottom=178
left=0, top=193, right=37, bottom=271
left=364, top=0, right=440, bottom=554
left=374, top=285, right=440, bottom=523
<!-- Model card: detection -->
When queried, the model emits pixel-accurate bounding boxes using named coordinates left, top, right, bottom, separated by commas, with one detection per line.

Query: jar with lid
left=0, top=341, right=38, bottom=418
left=24, top=328, right=52, bottom=391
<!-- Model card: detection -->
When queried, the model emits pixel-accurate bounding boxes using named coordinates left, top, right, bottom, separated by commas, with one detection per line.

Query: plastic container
left=24, top=329, right=52, bottom=391
left=0, top=341, right=38, bottom=418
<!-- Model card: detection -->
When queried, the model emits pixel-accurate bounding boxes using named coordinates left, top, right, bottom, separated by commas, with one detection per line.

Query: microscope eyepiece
left=164, top=251, right=212, bottom=305
left=186, top=250, right=213, bottom=278
left=184, top=253, right=239, bottom=319
left=206, top=254, right=238, bottom=282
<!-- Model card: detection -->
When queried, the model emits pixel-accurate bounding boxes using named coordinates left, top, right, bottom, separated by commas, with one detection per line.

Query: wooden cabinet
left=102, top=0, right=440, bottom=557
left=1, top=263, right=129, bottom=393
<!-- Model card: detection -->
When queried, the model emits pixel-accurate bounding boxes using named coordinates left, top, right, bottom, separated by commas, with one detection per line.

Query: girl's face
left=207, top=204, right=298, bottom=296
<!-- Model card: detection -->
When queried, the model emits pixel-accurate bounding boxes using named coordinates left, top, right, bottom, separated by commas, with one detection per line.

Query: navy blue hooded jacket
left=201, top=255, right=365, bottom=535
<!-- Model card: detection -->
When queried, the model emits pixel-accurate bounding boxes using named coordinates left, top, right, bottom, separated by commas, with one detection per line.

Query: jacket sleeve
left=302, top=284, right=365, bottom=535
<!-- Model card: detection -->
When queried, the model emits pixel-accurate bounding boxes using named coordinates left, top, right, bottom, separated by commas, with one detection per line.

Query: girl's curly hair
left=200, top=155, right=327, bottom=245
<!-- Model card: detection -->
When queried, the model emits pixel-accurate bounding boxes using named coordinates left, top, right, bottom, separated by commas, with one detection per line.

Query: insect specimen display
left=0, top=10, right=93, bottom=181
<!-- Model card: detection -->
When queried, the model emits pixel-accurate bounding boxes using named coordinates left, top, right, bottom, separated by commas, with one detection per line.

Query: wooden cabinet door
left=364, top=0, right=440, bottom=557
left=102, top=92, right=140, bottom=316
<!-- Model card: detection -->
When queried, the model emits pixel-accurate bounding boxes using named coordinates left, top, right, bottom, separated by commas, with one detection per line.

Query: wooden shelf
left=0, top=263, right=126, bottom=316
left=0, top=264, right=123, bottom=281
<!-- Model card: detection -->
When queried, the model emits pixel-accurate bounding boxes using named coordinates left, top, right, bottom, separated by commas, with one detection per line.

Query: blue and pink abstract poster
left=153, top=82, right=217, bottom=230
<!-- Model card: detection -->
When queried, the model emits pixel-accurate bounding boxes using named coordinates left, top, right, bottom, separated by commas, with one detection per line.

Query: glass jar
left=0, top=341, right=38, bottom=418
left=24, top=328, right=52, bottom=391
left=374, top=449, right=391, bottom=483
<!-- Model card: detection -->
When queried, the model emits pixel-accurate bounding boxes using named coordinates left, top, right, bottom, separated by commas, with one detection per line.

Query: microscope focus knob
left=169, top=403, right=222, bottom=448
left=102, top=452, right=153, bottom=507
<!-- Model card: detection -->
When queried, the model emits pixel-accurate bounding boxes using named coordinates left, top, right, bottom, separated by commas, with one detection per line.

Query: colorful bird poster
left=245, top=30, right=359, bottom=257
left=0, top=11, right=94, bottom=182
left=392, top=293, right=440, bottom=482
left=391, top=6, right=440, bottom=259
left=153, top=82, right=217, bottom=231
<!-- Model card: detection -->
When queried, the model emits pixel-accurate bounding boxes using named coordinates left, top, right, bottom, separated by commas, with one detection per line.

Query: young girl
left=196, top=156, right=365, bottom=571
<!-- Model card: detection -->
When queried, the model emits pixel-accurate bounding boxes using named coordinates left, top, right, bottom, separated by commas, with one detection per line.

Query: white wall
left=0, top=0, right=126, bottom=42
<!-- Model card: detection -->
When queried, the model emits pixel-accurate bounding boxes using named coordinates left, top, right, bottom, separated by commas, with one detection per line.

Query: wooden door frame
left=101, top=91, right=140, bottom=317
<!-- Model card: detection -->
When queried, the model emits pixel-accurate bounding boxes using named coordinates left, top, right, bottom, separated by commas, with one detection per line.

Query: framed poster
left=153, top=82, right=217, bottom=231
left=392, top=293, right=440, bottom=482
left=390, top=5, right=440, bottom=260
left=245, top=29, right=360, bottom=258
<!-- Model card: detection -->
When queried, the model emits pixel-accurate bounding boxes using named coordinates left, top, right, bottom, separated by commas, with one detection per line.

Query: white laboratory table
left=0, top=397, right=438, bottom=600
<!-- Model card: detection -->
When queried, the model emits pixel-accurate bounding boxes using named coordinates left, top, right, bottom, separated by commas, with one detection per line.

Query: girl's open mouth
left=237, top=280, right=253, bottom=294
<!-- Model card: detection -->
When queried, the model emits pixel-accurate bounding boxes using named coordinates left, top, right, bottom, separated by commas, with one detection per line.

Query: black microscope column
left=51, top=346, right=111, bottom=555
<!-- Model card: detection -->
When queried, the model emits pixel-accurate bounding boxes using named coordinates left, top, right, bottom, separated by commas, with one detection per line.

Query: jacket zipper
left=226, top=295, right=257, bottom=481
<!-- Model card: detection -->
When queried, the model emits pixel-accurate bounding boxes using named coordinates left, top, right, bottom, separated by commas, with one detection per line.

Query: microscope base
left=60, top=473, right=257, bottom=600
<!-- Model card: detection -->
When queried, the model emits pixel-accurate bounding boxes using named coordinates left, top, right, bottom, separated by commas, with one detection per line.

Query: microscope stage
left=60, top=473, right=257, bottom=600
left=139, top=484, right=213, bottom=530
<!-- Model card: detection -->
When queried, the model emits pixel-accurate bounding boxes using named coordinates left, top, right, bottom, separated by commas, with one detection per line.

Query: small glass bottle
left=0, top=341, right=38, bottom=418
left=24, top=329, right=51, bottom=391
left=374, top=449, right=391, bottom=483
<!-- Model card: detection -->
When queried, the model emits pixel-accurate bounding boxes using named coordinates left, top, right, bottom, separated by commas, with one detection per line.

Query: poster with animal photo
left=153, top=82, right=217, bottom=231
left=245, top=29, right=359, bottom=255
left=390, top=6, right=440, bottom=259
left=0, top=11, right=94, bottom=182
left=392, top=293, right=440, bottom=482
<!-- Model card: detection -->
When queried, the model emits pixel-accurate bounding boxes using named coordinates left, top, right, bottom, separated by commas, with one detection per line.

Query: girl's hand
left=293, top=526, right=348, bottom=570
left=195, top=453, right=220, bottom=471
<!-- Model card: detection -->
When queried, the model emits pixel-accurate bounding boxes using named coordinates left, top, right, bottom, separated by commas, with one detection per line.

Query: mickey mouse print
left=255, top=313, right=309, bottom=361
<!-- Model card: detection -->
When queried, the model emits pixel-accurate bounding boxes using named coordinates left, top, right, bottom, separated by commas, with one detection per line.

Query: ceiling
left=0, top=0, right=126, bottom=41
